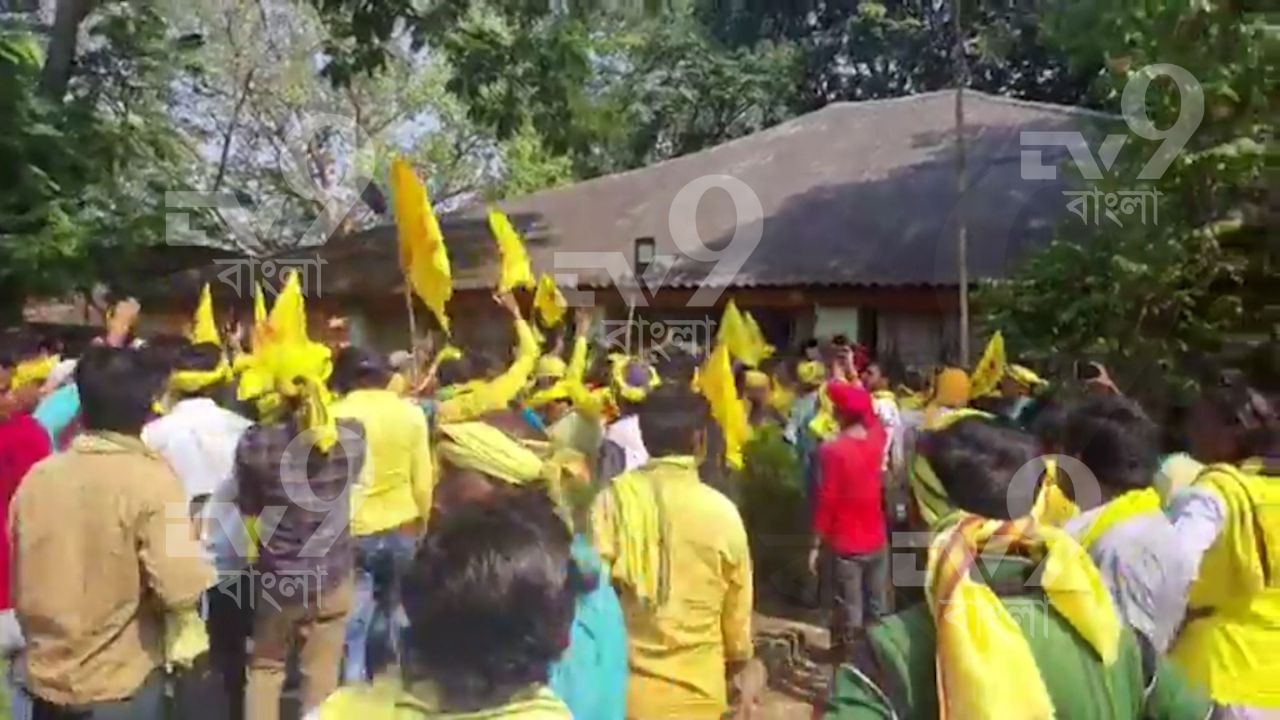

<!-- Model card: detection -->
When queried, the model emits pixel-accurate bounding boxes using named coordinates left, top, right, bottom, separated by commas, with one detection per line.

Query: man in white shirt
left=142, top=342, right=253, bottom=720
left=859, top=363, right=902, bottom=473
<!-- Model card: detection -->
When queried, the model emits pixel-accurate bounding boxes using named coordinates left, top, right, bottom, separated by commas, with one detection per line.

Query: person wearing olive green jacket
left=824, top=419, right=1215, bottom=720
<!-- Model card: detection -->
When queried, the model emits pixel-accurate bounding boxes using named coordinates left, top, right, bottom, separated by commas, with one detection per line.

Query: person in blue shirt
left=426, top=422, right=629, bottom=720
left=548, top=535, right=628, bottom=720
left=33, top=380, right=80, bottom=450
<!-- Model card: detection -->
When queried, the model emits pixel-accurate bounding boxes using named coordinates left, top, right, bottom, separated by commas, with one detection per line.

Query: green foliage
left=0, top=2, right=200, bottom=309
left=589, top=20, right=805, bottom=174
left=979, top=1, right=1275, bottom=406
left=699, top=0, right=1093, bottom=107
left=497, top=121, right=576, bottom=197
left=305, top=0, right=808, bottom=180
left=737, top=423, right=808, bottom=585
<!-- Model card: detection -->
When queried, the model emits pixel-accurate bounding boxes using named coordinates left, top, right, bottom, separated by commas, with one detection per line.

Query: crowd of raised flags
left=0, top=157, right=1273, bottom=720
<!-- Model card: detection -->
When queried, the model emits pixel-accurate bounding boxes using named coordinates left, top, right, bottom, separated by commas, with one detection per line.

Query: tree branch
left=213, top=65, right=259, bottom=191
left=40, top=0, right=96, bottom=100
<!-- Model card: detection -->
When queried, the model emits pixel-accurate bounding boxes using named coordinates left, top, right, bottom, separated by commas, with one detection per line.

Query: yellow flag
left=970, top=331, right=1007, bottom=398
left=488, top=206, right=536, bottom=292
left=189, top=283, right=221, bottom=347
left=696, top=343, right=750, bottom=470
left=533, top=274, right=567, bottom=327
left=254, top=282, right=266, bottom=325
left=268, top=271, right=309, bottom=345
left=390, top=157, right=453, bottom=333
left=742, top=311, right=775, bottom=364
left=716, top=300, right=756, bottom=367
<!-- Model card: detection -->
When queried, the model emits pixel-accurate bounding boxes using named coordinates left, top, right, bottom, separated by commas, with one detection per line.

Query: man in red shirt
left=810, top=380, right=888, bottom=663
left=0, top=349, right=54, bottom=719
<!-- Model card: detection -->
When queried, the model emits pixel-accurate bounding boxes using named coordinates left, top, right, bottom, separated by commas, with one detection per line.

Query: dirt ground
left=749, top=610, right=832, bottom=720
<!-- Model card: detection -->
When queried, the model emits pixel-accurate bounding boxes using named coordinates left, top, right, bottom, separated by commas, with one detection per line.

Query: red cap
left=827, top=381, right=873, bottom=423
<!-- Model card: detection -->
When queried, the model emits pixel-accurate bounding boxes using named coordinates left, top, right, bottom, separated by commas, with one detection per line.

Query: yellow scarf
left=601, top=457, right=686, bottom=608
left=796, top=360, right=826, bottom=386
left=910, top=455, right=953, bottom=527
left=168, top=356, right=233, bottom=395
left=1075, top=488, right=1162, bottom=550
left=808, top=384, right=839, bottom=440
left=767, top=376, right=795, bottom=416
left=437, top=422, right=545, bottom=485
left=1192, top=460, right=1280, bottom=603
left=927, top=514, right=1121, bottom=720
left=11, top=355, right=57, bottom=389
left=908, top=410, right=995, bottom=526
left=1029, top=460, right=1080, bottom=527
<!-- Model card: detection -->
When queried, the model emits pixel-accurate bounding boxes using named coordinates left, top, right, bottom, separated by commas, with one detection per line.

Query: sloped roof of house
left=174, top=89, right=1112, bottom=301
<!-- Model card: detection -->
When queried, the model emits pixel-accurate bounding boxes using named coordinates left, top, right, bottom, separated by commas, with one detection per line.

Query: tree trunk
left=39, top=0, right=95, bottom=100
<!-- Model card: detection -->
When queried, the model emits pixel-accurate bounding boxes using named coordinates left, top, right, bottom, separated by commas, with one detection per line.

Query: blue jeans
left=343, top=530, right=416, bottom=683
left=8, top=655, right=32, bottom=720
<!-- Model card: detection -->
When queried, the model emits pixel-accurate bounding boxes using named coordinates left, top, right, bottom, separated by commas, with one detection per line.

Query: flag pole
left=403, top=283, right=419, bottom=385
left=624, top=294, right=636, bottom=356
left=954, top=0, right=971, bottom=367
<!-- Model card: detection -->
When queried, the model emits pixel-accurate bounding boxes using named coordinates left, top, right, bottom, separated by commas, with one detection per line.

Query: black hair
left=655, top=351, right=698, bottom=387
left=172, top=342, right=224, bottom=373
left=920, top=418, right=1041, bottom=520
left=1199, top=381, right=1279, bottom=459
left=639, top=382, right=710, bottom=457
left=75, top=346, right=168, bottom=434
left=404, top=488, right=579, bottom=713
left=331, top=346, right=392, bottom=395
left=168, top=342, right=228, bottom=399
left=436, top=354, right=476, bottom=389
left=1063, top=396, right=1160, bottom=495
left=1026, top=399, right=1069, bottom=454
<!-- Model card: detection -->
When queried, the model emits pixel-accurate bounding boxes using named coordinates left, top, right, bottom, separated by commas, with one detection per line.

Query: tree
left=155, top=0, right=579, bottom=255
left=1, top=1, right=202, bottom=312
left=304, top=0, right=809, bottom=180
left=698, top=0, right=1094, bottom=108
left=979, top=0, right=1275, bottom=405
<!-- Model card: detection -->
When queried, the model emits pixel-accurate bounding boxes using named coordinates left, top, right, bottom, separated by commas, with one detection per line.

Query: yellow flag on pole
left=488, top=206, right=536, bottom=292
left=533, top=274, right=567, bottom=327
left=716, top=300, right=753, bottom=366
left=696, top=342, right=750, bottom=470
left=743, top=311, right=775, bottom=364
left=253, top=282, right=267, bottom=326
left=190, top=283, right=221, bottom=347
left=390, top=157, right=453, bottom=333
left=268, top=271, right=309, bottom=346
left=970, top=330, right=1007, bottom=398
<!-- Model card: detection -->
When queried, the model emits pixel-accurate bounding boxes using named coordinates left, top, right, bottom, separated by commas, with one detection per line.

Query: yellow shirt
left=437, top=318, right=538, bottom=424
left=562, top=336, right=612, bottom=420
left=591, top=456, right=754, bottom=719
left=317, top=680, right=571, bottom=719
left=333, top=388, right=435, bottom=536
left=11, top=433, right=213, bottom=705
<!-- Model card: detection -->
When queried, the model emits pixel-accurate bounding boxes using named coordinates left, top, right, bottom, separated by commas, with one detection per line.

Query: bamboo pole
left=954, top=0, right=971, bottom=366
left=403, top=283, right=419, bottom=385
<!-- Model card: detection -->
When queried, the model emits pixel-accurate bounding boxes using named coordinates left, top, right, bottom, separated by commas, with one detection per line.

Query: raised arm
left=436, top=293, right=539, bottom=423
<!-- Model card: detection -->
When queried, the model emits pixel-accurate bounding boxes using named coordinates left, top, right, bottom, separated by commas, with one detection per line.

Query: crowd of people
left=0, top=276, right=1276, bottom=720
